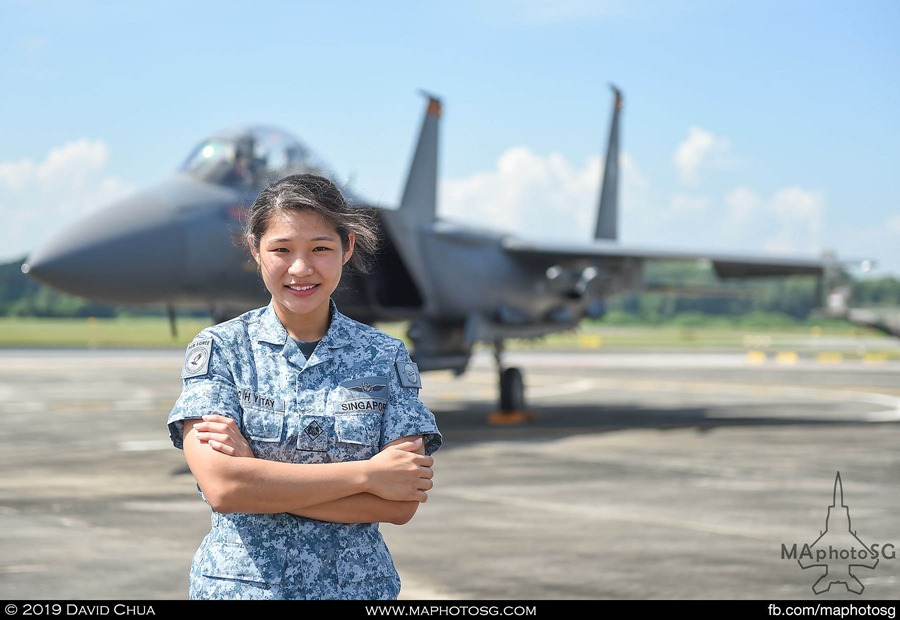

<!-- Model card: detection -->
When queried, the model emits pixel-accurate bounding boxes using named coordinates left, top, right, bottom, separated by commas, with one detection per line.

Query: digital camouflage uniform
left=167, top=301, right=442, bottom=600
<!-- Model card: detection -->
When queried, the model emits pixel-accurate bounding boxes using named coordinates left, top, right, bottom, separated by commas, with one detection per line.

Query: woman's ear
left=342, top=232, right=356, bottom=265
left=248, top=235, right=260, bottom=264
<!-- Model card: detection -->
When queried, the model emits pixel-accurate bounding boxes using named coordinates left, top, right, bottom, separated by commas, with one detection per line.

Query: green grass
left=0, top=316, right=896, bottom=360
left=0, top=317, right=215, bottom=348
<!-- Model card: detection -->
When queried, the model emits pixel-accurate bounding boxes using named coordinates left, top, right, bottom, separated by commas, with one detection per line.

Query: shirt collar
left=252, top=299, right=354, bottom=351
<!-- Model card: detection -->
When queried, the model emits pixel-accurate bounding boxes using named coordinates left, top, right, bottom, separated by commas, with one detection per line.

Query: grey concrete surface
left=0, top=347, right=898, bottom=601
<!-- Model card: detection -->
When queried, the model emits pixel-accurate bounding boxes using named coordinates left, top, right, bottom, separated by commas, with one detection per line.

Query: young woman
left=167, top=173, right=442, bottom=600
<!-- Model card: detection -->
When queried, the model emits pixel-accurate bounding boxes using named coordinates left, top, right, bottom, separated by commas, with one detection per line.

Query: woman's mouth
left=286, top=283, right=318, bottom=296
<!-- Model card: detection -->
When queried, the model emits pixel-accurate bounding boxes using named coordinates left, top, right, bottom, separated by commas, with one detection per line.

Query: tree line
left=2, top=256, right=898, bottom=324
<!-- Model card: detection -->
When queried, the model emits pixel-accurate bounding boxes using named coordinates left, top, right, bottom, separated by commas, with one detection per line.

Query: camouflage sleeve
left=167, top=332, right=242, bottom=450
left=381, top=340, right=442, bottom=455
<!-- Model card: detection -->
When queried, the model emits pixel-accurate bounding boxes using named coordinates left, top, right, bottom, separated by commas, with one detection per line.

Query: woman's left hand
left=193, top=414, right=255, bottom=458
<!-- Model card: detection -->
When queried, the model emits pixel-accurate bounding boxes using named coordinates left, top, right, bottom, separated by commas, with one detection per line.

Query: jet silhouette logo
left=782, top=472, right=892, bottom=595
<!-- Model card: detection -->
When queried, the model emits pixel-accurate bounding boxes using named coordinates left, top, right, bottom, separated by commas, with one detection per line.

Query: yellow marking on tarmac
left=745, top=350, right=767, bottom=364
left=863, top=352, right=888, bottom=364
left=438, top=391, right=466, bottom=400
left=776, top=351, right=798, bottom=365
left=578, top=334, right=603, bottom=349
left=817, top=352, right=844, bottom=363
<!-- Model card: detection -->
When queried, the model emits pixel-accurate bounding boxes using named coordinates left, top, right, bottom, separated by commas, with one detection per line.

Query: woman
left=167, top=173, right=442, bottom=600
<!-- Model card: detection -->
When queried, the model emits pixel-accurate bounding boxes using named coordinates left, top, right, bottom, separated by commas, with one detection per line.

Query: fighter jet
left=21, top=86, right=836, bottom=420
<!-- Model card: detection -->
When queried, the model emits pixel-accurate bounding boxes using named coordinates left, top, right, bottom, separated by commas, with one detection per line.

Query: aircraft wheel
left=499, top=367, right=526, bottom=412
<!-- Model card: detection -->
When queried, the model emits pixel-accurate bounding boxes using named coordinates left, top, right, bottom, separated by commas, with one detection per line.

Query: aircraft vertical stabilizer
left=378, top=93, right=443, bottom=312
left=398, top=93, right=441, bottom=223
left=594, top=85, right=622, bottom=241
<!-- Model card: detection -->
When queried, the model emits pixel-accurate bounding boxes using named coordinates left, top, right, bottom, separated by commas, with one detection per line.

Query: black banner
left=2, top=600, right=899, bottom=618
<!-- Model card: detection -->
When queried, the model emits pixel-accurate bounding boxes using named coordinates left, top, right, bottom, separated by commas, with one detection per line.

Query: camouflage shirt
left=168, top=301, right=442, bottom=600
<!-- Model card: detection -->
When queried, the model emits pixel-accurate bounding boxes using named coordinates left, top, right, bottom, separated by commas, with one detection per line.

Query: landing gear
left=499, top=367, right=525, bottom=412
left=488, top=340, right=535, bottom=425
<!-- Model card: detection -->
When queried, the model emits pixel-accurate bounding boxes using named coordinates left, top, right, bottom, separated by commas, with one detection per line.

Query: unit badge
left=182, top=338, right=212, bottom=378
left=396, top=360, right=422, bottom=388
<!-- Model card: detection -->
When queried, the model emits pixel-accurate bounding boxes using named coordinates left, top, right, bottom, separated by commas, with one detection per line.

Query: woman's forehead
left=263, top=209, right=337, bottom=238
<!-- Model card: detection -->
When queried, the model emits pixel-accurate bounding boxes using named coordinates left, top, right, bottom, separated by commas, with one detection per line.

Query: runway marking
left=526, top=378, right=597, bottom=399
left=0, top=401, right=43, bottom=413
left=519, top=376, right=900, bottom=422
left=121, top=501, right=206, bottom=513
left=442, top=488, right=781, bottom=542
left=0, top=564, right=48, bottom=574
left=118, top=440, right=173, bottom=452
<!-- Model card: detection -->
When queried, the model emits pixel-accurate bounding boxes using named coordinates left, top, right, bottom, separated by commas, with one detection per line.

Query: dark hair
left=242, top=173, right=380, bottom=273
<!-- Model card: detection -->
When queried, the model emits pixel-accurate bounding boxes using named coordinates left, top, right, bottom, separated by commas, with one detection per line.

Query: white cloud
left=440, top=146, right=601, bottom=240
left=722, top=185, right=763, bottom=230
left=719, top=185, right=825, bottom=256
left=0, top=139, right=132, bottom=262
left=829, top=212, right=900, bottom=278
left=670, top=192, right=710, bottom=215
left=764, top=187, right=825, bottom=254
left=437, top=145, right=816, bottom=256
left=673, top=126, right=731, bottom=186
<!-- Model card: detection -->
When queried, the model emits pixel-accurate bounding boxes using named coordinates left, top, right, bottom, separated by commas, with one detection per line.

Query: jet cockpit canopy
left=179, top=125, right=323, bottom=190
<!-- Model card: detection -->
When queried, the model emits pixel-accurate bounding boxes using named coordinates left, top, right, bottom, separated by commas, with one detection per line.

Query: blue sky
left=2, top=0, right=899, bottom=277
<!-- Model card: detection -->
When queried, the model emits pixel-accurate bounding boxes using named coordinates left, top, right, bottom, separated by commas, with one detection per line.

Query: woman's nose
left=289, top=256, right=313, bottom=274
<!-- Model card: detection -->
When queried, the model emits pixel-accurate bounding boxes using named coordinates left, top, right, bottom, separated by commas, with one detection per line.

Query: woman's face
left=250, top=209, right=354, bottom=340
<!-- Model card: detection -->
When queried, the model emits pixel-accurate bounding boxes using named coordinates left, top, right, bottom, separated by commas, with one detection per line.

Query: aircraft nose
left=22, top=189, right=187, bottom=303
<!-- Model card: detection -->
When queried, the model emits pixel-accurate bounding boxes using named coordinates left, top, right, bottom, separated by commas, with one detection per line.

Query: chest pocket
left=332, top=376, right=388, bottom=447
left=239, top=389, right=286, bottom=442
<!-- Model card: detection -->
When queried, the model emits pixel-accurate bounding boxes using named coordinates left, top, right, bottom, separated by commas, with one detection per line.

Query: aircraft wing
left=842, top=308, right=900, bottom=338
left=501, top=237, right=830, bottom=278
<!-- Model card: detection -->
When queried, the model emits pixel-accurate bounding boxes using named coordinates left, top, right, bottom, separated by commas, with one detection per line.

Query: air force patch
left=182, top=338, right=212, bottom=378
left=396, top=360, right=422, bottom=389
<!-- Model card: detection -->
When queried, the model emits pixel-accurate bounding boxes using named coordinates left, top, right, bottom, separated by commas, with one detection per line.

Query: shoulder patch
left=396, top=360, right=422, bottom=389
left=182, top=337, right=213, bottom=378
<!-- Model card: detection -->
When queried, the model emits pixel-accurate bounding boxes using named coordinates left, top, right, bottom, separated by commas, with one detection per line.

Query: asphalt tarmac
left=0, top=345, right=898, bottom=601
